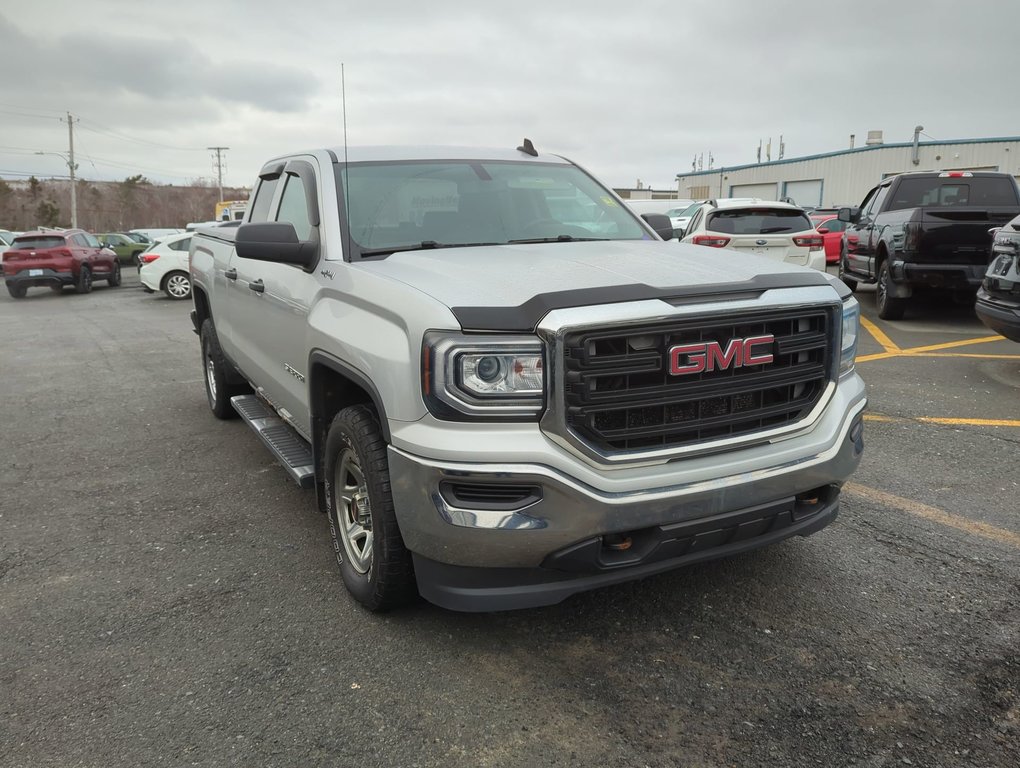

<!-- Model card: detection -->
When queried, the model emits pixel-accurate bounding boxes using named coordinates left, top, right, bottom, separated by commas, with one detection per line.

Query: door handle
left=249, top=279, right=265, bottom=293
left=224, top=268, right=237, bottom=280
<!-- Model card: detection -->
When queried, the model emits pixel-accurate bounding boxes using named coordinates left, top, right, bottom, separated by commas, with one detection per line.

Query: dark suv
left=976, top=214, right=1020, bottom=341
left=2, top=229, right=121, bottom=298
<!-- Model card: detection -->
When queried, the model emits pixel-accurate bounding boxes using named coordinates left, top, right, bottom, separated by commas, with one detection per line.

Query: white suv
left=681, top=199, right=826, bottom=271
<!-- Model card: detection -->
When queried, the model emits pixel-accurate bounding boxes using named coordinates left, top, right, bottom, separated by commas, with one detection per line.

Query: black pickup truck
left=838, top=171, right=1020, bottom=319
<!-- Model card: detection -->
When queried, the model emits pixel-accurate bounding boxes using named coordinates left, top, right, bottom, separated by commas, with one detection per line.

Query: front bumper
left=975, top=288, right=1020, bottom=342
left=4, top=268, right=75, bottom=288
left=389, top=382, right=866, bottom=611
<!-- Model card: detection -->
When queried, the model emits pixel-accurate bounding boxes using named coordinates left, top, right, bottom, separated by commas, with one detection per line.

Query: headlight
left=840, top=297, right=860, bottom=375
left=423, top=332, right=544, bottom=420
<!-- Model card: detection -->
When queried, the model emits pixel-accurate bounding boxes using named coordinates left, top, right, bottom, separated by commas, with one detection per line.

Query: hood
left=352, top=240, right=833, bottom=331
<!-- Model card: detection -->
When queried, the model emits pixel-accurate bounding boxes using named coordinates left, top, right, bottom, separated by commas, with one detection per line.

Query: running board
left=231, top=395, right=315, bottom=488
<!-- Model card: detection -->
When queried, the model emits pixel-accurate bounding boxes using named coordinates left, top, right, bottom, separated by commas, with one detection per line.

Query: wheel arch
left=308, top=351, right=391, bottom=512
left=192, top=285, right=212, bottom=328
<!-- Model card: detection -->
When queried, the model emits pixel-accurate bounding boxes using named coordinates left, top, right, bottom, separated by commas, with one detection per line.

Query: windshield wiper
left=508, top=235, right=608, bottom=244
left=758, top=227, right=793, bottom=234
left=359, top=240, right=501, bottom=257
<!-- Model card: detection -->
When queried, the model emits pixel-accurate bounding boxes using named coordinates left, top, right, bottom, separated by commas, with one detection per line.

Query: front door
left=229, top=159, right=321, bottom=437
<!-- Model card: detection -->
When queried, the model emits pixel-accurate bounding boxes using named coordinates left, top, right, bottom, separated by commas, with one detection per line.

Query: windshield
left=679, top=202, right=702, bottom=218
left=707, top=208, right=812, bottom=235
left=11, top=236, right=66, bottom=249
left=336, top=160, right=649, bottom=254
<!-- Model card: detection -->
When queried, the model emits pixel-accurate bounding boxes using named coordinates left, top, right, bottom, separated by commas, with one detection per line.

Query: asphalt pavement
left=1, top=273, right=1017, bottom=768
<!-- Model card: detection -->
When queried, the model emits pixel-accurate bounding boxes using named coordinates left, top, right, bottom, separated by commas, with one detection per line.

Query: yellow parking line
left=857, top=351, right=900, bottom=363
left=918, top=417, right=1020, bottom=427
left=859, top=317, right=900, bottom=352
left=865, top=413, right=1020, bottom=428
left=919, top=353, right=1020, bottom=360
left=900, top=335, right=1005, bottom=354
left=863, top=414, right=900, bottom=422
left=846, top=483, right=1020, bottom=550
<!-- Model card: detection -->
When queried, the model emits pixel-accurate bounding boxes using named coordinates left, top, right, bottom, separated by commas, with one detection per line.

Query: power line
left=0, top=107, right=64, bottom=122
left=77, top=117, right=207, bottom=152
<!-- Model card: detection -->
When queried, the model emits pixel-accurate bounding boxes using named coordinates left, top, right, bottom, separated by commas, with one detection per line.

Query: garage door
left=783, top=179, right=823, bottom=207
left=728, top=183, right=777, bottom=200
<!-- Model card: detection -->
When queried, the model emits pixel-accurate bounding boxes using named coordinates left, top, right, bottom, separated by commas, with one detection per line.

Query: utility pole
left=64, top=112, right=78, bottom=228
left=208, top=146, right=229, bottom=202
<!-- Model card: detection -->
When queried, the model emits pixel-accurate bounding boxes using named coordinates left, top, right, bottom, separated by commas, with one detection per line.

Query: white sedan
left=138, top=232, right=193, bottom=300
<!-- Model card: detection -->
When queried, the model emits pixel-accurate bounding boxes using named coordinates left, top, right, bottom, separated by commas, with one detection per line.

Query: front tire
left=200, top=318, right=248, bottom=419
left=162, top=271, right=192, bottom=300
left=876, top=260, right=905, bottom=320
left=838, top=245, right=858, bottom=292
left=75, top=265, right=92, bottom=294
left=324, top=405, right=416, bottom=611
left=107, top=262, right=122, bottom=287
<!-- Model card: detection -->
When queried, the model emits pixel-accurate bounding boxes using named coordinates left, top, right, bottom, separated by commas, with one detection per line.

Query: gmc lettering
left=669, top=335, right=775, bottom=376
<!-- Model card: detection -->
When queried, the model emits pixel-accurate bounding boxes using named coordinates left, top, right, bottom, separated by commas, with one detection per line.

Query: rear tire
left=75, top=265, right=93, bottom=294
left=7, top=283, right=26, bottom=299
left=200, top=318, right=248, bottom=419
left=107, top=262, right=122, bottom=287
left=324, top=405, right=416, bottom=611
left=876, top=260, right=905, bottom=321
left=162, top=271, right=192, bottom=300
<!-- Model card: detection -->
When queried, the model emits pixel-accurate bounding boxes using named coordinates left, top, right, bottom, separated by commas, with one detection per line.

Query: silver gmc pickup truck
left=189, top=142, right=866, bottom=612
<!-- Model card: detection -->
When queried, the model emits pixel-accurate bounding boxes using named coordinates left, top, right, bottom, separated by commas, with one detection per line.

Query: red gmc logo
left=668, top=335, right=775, bottom=376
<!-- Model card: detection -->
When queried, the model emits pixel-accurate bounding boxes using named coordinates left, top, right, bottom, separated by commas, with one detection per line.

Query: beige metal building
left=674, top=134, right=1020, bottom=209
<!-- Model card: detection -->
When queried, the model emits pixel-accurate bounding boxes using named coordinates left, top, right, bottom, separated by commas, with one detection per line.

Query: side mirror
left=837, top=207, right=858, bottom=223
left=641, top=213, right=674, bottom=240
left=817, top=227, right=830, bottom=235
left=235, top=222, right=318, bottom=268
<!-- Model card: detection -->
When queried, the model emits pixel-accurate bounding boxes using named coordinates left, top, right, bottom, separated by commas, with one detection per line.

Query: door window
left=687, top=207, right=705, bottom=234
left=857, top=188, right=878, bottom=218
left=83, top=233, right=101, bottom=247
left=276, top=174, right=313, bottom=240
left=248, top=177, right=280, bottom=223
left=869, top=185, right=890, bottom=215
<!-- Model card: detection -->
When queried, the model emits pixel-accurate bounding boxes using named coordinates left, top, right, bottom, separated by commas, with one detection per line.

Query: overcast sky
left=2, top=0, right=1019, bottom=193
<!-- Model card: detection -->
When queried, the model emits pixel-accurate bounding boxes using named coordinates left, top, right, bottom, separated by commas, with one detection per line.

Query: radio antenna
left=341, top=63, right=352, bottom=260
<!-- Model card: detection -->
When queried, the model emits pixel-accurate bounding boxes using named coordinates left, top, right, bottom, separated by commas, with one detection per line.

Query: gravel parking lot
left=1, top=273, right=1018, bottom=768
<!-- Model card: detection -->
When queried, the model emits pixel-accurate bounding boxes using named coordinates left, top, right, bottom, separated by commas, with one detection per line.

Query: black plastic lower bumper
left=413, top=485, right=842, bottom=612
left=975, top=289, right=1020, bottom=342
left=894, top=260, right=986, bottom=290
left=4, top=269, right=75, bottom=288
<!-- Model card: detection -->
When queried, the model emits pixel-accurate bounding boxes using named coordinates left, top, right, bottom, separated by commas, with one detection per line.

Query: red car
left=2, top=229, right=121, bottom=299
left=810, top=214, right=847, bottom=265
